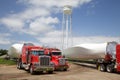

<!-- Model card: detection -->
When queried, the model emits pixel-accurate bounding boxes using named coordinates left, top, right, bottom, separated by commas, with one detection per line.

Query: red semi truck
left=8, top=43, right=54, bottom=74
left=96, top=42, right=120, bottom=73
left=44, top=48, right=69, bottom=71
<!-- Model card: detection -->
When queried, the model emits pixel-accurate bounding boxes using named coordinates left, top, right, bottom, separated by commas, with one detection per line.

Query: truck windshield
left=31, top=51, right=44, bottom=55
left=52, top=52, right=61, bottom=55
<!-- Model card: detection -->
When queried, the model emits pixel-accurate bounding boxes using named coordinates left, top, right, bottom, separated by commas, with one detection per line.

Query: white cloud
left=0, top=0, right=92, bottom=35
left=25, top=17, right=59, bottom=35
left=73, top=36, right=120, bottom=45
left=18, top=8, right=50, bottom=20
left=0, top=39, right=11, bottom=45
left=0, top=33, right=11, bottom=37
left=0, top=18, right=24, bottom=31
left=0, top=0, right=93, bottom=47
left=38, top=31, right=62, bottom=43
left=37, top=35, right=119, bottom=49
left=0, top=33, right=11, bottom=45
left=45, top=30, right=62, bottom=37
left=0, top=0, right=119, bottom=50
left=37, top=30, right=62, bottom=48
left=21, top=0, right=92, bottom=8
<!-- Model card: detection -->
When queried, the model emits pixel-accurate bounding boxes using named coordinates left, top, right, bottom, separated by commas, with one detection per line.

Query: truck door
left=22, top=47, right=27, bottom=63
left=116, top=45, right=120, bottom=72
left=26, top=51, right=31, bottom=64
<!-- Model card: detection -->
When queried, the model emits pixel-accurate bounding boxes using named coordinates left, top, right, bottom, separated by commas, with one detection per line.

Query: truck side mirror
left=49, top=53, right=52, bottom=56
left=48, top=52, right=51, bottom=56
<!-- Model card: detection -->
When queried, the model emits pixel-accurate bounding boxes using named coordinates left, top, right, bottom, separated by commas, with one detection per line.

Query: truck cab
left=45, top=48, right=69, bottom=71
left=17, top=43, right=54, bottom=74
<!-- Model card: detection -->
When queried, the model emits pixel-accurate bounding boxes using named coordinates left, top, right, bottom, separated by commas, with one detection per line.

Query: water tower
left=62, top=5, right=72, bottom=49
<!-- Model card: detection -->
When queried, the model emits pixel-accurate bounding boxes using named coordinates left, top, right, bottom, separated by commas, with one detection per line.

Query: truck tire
left=106, top=64, right=114, bottom=73
left=63, top=68, right=67, bottom=71
left=39, top=71, right=43, bottom=74
left=98, top=64, right=106, bottom=72
left=48, top=71, right=53, bottom=74
left=30, top=65, right=35, bottom=75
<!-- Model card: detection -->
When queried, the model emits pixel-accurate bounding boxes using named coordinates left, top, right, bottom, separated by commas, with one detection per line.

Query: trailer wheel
left=106, top=64, right=114, bottom=73
left=98, top=64, right=106, bottom=72
left=30, top=65, right=35, bottom=75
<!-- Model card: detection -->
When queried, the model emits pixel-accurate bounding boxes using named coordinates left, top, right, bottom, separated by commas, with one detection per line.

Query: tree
left=0, top=49, right=8, bottom=56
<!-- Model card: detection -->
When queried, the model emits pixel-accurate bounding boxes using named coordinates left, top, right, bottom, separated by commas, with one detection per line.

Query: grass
left=0, top=58, right=16, bottom=65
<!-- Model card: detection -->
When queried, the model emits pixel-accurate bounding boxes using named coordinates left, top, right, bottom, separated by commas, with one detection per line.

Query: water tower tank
left=63, top=5, right=72, bottom=14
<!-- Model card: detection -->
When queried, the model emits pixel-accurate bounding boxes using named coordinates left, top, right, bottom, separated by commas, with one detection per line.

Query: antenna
left=62, top=5, right=72, bottom=50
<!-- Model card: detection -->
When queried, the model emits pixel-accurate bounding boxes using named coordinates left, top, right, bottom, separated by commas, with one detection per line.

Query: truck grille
left=59, top=58, right=66, bottom=65
left=40, top=56, right=50, bottom=66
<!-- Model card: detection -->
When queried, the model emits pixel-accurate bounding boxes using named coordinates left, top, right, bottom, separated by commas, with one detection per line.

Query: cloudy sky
left=0, top=0, right=120, bottom=49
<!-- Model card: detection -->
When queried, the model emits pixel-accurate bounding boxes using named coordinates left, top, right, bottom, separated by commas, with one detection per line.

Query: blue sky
left=0, top=0, right=120, bottom=49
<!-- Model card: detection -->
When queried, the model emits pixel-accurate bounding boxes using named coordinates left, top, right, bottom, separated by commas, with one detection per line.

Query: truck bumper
left=33, top=66, right=54, bottom=72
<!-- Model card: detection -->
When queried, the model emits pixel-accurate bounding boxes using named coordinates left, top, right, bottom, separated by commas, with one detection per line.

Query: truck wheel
left=63, top=68, right=67, bottom=71
left=48, top=71, right=53, bottom=74
left=106, top=64, right=114, bottom=73
left=98, top=64, right=106, bottom=72
left=30, top=65, right=35, bottom=75
left=39, top=71, right=43, bottom=74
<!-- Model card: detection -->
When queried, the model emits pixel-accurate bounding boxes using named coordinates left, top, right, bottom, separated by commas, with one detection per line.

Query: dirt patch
left=0, top=63, right=120, bottom=80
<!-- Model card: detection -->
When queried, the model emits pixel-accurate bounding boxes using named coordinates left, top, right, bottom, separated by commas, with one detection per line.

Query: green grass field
left=0, top=58, right=16, bottom=65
